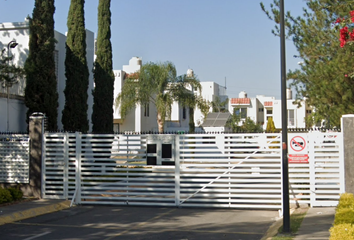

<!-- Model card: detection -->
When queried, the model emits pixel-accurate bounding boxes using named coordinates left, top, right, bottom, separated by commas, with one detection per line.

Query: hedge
left=330, top=193, right=354, bottom=239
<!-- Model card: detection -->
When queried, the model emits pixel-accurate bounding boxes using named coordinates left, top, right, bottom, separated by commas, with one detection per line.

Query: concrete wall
left=0, top=97, right=27, bottom=132
left=342, top=114, right=354, bottom=194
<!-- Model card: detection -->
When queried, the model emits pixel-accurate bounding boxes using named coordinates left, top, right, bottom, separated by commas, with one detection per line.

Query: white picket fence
left=41, top=131, right=345, bottom=209
left=0, top=134, right=30, bottom=183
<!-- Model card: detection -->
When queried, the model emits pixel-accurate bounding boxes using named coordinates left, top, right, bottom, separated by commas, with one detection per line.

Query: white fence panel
left=0, top=134, right=29, bottom=183
left=42, top=131, right=345, bottom=209
left=75, top=134, right=176, bottom=206
left=177, top=133, right=283, bottom=209
left=288, top=131, right=345, bottom=207
left=42, top=132, right=77, bottom=199
left=310, top=131, right=344, bottom=206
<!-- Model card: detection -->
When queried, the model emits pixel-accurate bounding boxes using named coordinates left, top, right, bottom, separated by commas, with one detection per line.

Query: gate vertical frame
left=338, top=132, right=345, bottom=193
left=64, top=132, right=69, bottom=199
left=174, top=134, right=180, bottom=206
left=75, top=132, right=82, bottom=204
left=41, top=132, right=46, bottom=198
left=308, top=132, right=316, bottom=207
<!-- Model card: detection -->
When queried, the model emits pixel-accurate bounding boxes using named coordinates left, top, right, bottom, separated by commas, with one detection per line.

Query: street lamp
left=6, top=40, right=18, bottom=132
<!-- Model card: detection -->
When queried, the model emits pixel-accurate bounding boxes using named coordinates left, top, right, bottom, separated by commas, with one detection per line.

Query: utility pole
left=280, top=0, right=290, bottom=233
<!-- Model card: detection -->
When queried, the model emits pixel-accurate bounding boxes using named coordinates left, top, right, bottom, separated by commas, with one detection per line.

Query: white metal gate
left=42, top=131, right=344, bottom=209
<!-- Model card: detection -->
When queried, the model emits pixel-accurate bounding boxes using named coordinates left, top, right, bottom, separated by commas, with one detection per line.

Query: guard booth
left=146, top=135, right=175, bottom=165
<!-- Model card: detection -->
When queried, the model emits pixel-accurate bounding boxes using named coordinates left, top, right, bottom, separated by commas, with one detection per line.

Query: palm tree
left=211, top=96, right=229, bottom=113
left=115, top=61, right=178, bottom=133
left=171, top=74, right=210, bottom=133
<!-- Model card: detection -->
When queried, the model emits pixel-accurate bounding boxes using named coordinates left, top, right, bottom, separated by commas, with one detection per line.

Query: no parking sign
left=288, top=134, right=308, bottom=163
left=290, top=136, right=306, bottom=153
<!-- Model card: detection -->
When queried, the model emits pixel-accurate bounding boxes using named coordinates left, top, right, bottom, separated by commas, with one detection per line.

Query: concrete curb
left=0, top=200, right=71, bottom=225
left=261, top=208, right=297, bottom=240
left=261, top=216, right=284, bottom=240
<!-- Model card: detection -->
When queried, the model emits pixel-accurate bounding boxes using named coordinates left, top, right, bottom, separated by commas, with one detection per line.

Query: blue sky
left=0, top=0, right=308, bottom=99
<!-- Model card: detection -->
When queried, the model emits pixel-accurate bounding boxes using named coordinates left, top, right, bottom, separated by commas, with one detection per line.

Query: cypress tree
left=24, top=0, right=58, bottom=131
left=62, top=0, right=89, bottom=132
left=92, top=0, right=114, bottom=133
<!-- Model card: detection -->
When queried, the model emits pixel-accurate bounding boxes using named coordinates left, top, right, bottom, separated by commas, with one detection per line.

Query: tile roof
left=230, top=98, right=251, bottom=105
left=264, top=101, right=273, bottom=106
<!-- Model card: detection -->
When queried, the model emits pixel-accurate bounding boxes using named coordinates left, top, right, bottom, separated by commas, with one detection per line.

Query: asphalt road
left=0, top=205, right=279, bottom=240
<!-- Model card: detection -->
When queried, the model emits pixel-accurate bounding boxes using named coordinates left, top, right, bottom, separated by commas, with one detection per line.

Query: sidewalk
left=293, top=207, right=335, bottom=240
left=0, top=199, right=71, bottom=225
left=262, top=206, right=336, bottom=240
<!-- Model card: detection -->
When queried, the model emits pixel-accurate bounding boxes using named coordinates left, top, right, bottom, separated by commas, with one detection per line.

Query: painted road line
left=23, top=231, right=51, bottom=240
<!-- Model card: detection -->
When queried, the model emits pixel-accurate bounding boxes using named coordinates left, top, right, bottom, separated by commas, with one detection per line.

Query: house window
left=259, top=108, right=264, bottom=112
left=288, top=109, right=295, bottom=126
left=235, top=108, right=247, bottom=119
left=266, top=109, right=273, bottom=114
left=113, top=123, right=120, bottom=133
left=182, top=107, right=186, bottom=119
left=144, top=103, right=149, bottom=117
left=306, top=110, right=312, bottom=114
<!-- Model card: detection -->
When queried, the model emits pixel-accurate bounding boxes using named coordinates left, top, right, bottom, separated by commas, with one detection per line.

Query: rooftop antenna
left=225, top=77, right=227, bottom=89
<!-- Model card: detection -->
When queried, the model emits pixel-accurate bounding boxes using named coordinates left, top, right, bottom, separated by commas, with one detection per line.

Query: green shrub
left=8, top=187, right=23, bottom=201
left=330, top=193, right=354, bottom=239
left=0, top=188, right=13, bottom=204
left=334, top=208, right=354, bottom=225
left=337, top=193, right=354, bottom=210
left=330, top=223, right=354, bottom=240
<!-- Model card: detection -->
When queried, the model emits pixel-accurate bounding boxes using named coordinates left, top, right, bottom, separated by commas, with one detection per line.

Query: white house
left=0, top=19, right=95, bottom=132
left=228, top=89, right=313, bottom=130
left=193, top=81, right=228, bottom=127
left=113, top=57, right=190, bottom=133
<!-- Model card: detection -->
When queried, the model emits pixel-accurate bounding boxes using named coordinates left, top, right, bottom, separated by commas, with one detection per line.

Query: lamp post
left=280, top=0, right=290, bottom=233
left=6, top=40, right=18, bottom=132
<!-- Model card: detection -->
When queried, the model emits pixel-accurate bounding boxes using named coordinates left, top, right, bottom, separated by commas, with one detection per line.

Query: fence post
left=341, top=114, right=354, bottom=194
left=27, top=112, right=45, bottom=198
left=75, top=132, right=82, bottom=204
left=64, top=132, right=69, bottom=199
left=175, top=134, right=180, bottom=206
left=308, top=132, right=316, bottom=207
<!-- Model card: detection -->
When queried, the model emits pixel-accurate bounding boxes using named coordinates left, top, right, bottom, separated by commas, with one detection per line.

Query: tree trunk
left=189, top=107, right=195, bottom=133
left=157, top=111, right=164, bottom=133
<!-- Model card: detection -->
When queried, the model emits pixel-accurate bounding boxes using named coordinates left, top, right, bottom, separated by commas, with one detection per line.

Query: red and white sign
left=288, top=134, right=309, bottom=163
left=289, top=154, right=309, bottom=163
left=289, top=136, right=307, bottom=154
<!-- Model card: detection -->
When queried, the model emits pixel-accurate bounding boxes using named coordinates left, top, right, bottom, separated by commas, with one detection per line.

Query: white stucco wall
left=86, top=29, right=95, bottom=132
left=0, top=20, right=29, bottom=97
left=54, top=31, right=66, bottom=131
left=113, top=70, right=124, bottom=120
left=271, top=99, right=307, bottom=129
left=194, top=81, right=229, bottom=127
left=0, top=20, right=95, bottom=132
left=0, top=20, right=29, bottom=132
